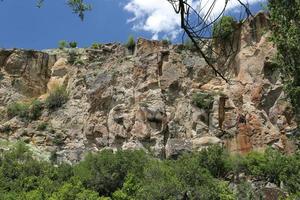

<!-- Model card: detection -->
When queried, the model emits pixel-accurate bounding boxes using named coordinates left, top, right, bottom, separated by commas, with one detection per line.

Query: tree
left=1, top=0, right=91, bottom=20
left=269, top=0, right=300, bottom=114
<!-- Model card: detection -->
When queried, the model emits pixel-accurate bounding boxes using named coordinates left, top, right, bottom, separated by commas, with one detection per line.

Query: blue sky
left=0, top=0, right=265, bottom=50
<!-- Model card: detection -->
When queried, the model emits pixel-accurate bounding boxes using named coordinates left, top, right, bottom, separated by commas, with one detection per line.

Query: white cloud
left=124, top=0, right=264, bottom=40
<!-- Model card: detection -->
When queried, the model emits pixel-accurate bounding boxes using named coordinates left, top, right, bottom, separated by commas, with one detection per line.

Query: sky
left=0, top=0, right=265, bottom=50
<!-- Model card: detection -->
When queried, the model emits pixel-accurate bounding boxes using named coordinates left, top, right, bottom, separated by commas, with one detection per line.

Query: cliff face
left=0, top=13, right=298, bottom=162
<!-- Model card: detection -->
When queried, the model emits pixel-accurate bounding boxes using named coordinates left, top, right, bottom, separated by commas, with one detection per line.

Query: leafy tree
left=35, top=0, right=91, bottom=20
left=212, top=16, right=236, bottom=41
left=126, top=36, right=135, bottom=54
left=135, top=161, right=185, bottom=200
left=269, top=0, right=300, bottom=113
left=74, top=150, right=149, bottom=196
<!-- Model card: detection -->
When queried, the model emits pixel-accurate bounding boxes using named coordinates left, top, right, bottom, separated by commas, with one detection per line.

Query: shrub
left=68, top=49, right=78, bottom=65
left=91, top=43, right=102, bottom=49
left=37, top=122, right=48, bottom=131
left=45, top=86, right=69, bottom=110
left=53, top=133, right=65, bottom=146
left=7, top=99, right=43, bottom=121
left=126, top=35, right=135, bottom=54
left=192, top=92, right=214, bottom=109
left=184, top=38, right=196, bottom=50
left=212, top=16, right=236, bottom=41
left=7, top=102, right=29, bottom=119
left=74, top=150, right=149, bottom=196
left=162, top=39, right=171, bottom=46
left=58, top=40, right=68, bottom=49
left=28, top=99, right=43, bottom=120
left=69, top=41, right=77, bottom=48
left=1, top=124, right=12, bottom=134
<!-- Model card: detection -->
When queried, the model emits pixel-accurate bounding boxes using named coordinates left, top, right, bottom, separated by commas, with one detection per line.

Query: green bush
left=126, top=35, right=135, bottom=54
left=58, top=40, right=68, bottom=49
left=91, top=43, right=102, bottom=49
left=269, top=0, right=300, bottom=114
left=0, top=142, right=299, bottom=198
left=45, top=86, right=69, bottom=110
left=7, top=102, right=29, bottom=119
left=37, top=122, right=48, bottom=131
left=69, top=41, right=77, bottom=48
left=212, top=16, right=236, bottom=41
left=7, top=99, right=43, bottom=121
left=162, top=39, right=171, bottom=46
left=53, top=133, right=65, bottom=146
left=192, top=92, right=214, bottom=109
left=184, top=38, right=196, bottom=50
left=29, top=99, right=43, bottom=120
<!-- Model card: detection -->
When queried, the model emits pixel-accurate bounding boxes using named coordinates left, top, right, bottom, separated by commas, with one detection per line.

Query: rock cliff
left=0, top=12, right=298, bottom=163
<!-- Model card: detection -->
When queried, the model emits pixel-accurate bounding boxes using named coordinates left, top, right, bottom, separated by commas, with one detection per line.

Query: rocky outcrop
left=0, top=49, right=56, bottom=97
left=0, top=13, right=298, bottom=163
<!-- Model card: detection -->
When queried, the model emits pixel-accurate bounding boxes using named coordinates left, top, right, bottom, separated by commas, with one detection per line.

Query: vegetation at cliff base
left=0, top=142, right=299, bottom=199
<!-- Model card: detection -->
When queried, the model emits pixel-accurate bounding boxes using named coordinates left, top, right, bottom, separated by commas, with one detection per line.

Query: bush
left=7, top=99, right=43, bottom=121
left=162, top=39, right=171, bottom=46
left=68, top=49, right=78, bottom=65
left=28, top=99, right=43, bottom=120
left=192, top=92, right=214, bottom=109
left=91, top=43, right=102, bottom=49
left=0, top=144, right=299, bottom=198
left=7, top=102, right=29, bottom=119
left=74, top=150, right=149, bottom=196
left=212, top=16, right=236, bottom=41
left=45, top=86, right=69, bottom=110
left=184, top=38, right=196, bottom=50
left=69, top=41, right=77, bottom=48
left=53, top=133, right=65, bottom=146
left=37, top=122, right=48, bottom=131
left=126, top=35, right=135, bottom=54
left=58, top=40, right=68, bottom=49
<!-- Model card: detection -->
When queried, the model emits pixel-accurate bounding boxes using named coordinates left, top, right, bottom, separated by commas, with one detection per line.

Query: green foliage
left=58, top=40, right=68, bottom=49
left=29, top=99, right=44, bottom=120
left=91, top=43, right=102, bottom=49
left=37, top=122, right=48, bottom=131
left=67, top=0, right=92, bottom=21
left=53, top=133, right=65, bottom=146
left=7, top=102, right=30, bottom=119
left=0, top=142, right=299, bottom=198
left=126, top=36, right=135, bottom=53
left=1, top=124, right=12, bottom=134
left=162, top=39, right=171, bottom=46
left=69, top=41, right=77, bottom=48
left=192, top=92, right=214, bottom=109
left=7, top=99, right=43, bottom=121
left=212, top=16, right=236, bottom=41
left=74, top=150, right=149, bottom=196
left=269, top=0, right=300, bottom=112
left=184, top=38, right=196, bottom=50
left=135, top=161, right=185, bottom=199
left=45, top=86, right=69, bottom=110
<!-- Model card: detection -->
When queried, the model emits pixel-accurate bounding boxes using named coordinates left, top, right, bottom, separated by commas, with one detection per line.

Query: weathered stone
left=0, top=13, right=297, bottom=163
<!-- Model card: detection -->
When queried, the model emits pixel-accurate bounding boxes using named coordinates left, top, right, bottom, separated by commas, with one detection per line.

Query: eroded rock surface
left=0, top=13, right=298, bottom=163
